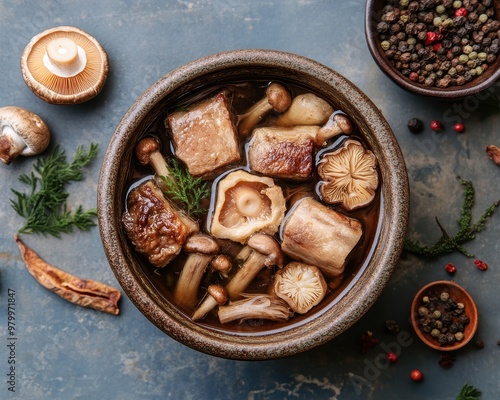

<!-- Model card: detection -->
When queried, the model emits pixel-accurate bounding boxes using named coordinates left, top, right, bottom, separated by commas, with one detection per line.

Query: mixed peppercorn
left=417, top=290, right=471, bottom=346
left=377, top=0, right=500, bottom=88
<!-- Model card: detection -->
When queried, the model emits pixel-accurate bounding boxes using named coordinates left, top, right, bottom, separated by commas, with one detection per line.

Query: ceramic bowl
left=365, top=0, right=500, bottom=98
left=97, top=49, right=409, bottom=360
left=411, top=281, right=478, bottom=351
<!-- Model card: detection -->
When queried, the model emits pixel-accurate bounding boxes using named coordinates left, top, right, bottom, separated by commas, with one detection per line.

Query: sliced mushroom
left=173, top=234, right=220, bottom=309
left=20, top=26, right=109, bottom=104
left=272, top=262, right=327, bottom=314
left=238, top=82, right=292, bottom=136
left=274, top=93, right=333, bottom=127
left=317, top=139, right=379, bottom=211
left=218, top=294, right=291, bottom=324
left=0, top=106, right=50, bottom=165
left=281, top=197, right=363, bottom=277
left=209, top=170, right=286, bottom=243
left=192, top=233, right=284, bottom=320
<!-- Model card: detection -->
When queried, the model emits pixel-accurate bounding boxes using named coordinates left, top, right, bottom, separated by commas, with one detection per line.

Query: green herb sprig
left=10, top=144, right=99, bottom=237
left=404, top=177, right=499, bottom=258
left=456, top=383, right=481, bottom=400
left=160, top=158, right=210, bottom=219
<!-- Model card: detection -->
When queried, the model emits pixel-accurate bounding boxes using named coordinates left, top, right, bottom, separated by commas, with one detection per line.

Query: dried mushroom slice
left=317, top=139, right=379, bottom=211
left=209, top=170, right=286, bottom=243
left=273, top=262, right=327, bottom=314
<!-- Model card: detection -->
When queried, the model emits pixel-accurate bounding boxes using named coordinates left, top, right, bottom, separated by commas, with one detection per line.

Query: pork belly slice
left=166, top=90, right=241, bottom=177
left=248, top=126, right=317, bottom=180
left=281, top=197, right=363, bottom=277
left=122, top=180, right=199, bottom=269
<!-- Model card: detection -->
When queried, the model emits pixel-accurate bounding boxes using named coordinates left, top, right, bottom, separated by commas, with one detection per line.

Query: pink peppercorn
left=430, top=120, right=443, bottom=132
left=387, top=352, right=397, bottom=363
left=445, top=263, right=457, bottom=274
left=455, top=8, right=468, bottom=17
left=409, top=72, right=419, bottom=82
left=474, top=259, right=488, bottom=271
left=454, top=123, right=465, bottom=133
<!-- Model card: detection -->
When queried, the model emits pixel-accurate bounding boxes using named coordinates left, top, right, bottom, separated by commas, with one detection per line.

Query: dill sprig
left=10, top=143, right=99, bottom=237
left=404, top=177, right=500, bottom=258
left=160, top=158, right=210, bottom=219
left=456, top=384, right=481, bottom=400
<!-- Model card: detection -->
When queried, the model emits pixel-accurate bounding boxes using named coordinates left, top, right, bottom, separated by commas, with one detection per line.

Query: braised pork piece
left=122, top=80, right=380, bottom=332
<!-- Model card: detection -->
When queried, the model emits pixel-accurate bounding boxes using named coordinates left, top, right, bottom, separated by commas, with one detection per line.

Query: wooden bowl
left=411, top=281, right=478, bottom=351
left=365, top=0, right=500, bottom=99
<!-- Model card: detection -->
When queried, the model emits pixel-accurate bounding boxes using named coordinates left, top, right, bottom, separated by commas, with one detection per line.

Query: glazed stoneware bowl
left=411, top=281, right=478, bottom=351
left=365, top=0, right=500, bottom=98
left=97, top=49, right=409, bottom=360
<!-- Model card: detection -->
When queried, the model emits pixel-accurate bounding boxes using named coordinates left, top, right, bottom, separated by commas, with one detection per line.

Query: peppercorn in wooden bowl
left=98, top=49, right=410, bottom=360
left=365, top=0, right=500, bottom=98
left=411, top=281, right=478, bottom=351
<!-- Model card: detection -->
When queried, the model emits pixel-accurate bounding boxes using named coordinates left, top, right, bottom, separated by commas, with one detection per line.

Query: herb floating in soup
left=122, top=81, right=382, bottom=333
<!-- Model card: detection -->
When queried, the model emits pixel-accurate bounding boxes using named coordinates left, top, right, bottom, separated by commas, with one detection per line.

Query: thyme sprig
left=404, top=177, right=500, bottom=258
left=10, top=144, right=99, bottom=237
left=160, top=158, right=210, bottom=219
left=456, top=384, right=481, bottom=400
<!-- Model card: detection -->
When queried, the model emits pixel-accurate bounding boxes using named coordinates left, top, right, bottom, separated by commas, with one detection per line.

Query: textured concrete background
left=1, top=1, right=499, bottom=399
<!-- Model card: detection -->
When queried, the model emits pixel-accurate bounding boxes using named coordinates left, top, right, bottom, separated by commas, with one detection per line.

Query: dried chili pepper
left=474, top=259, right=488, bottom=271
left=14, top=235, right=121, bottom=315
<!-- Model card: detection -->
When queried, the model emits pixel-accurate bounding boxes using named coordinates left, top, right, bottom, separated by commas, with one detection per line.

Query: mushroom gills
left=209, top=170, right=286, bottom=243
left=122, top=180, right=199, bottom=269
left=281, top=197, right=363, bottom=277
left=166, top=90, right=241, bottom=178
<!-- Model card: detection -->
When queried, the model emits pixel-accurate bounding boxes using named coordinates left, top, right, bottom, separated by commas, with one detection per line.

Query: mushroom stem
left=218, top=294, right=291, bottom=324
left=238, top=82, right=291, bottom=136
left=44, top=37, right=86, bottom=77
left=191, top=233, right=283, bottom=320
left=173, top=234, right=220, bottom=309
left=315, top=113, right=353, bottom=146
left=274, top=93, right=333, bottom=127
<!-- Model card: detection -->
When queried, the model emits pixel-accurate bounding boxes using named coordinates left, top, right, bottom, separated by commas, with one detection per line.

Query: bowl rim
left=411, top=280, right=478, bottom=351
left=98, top=49, right=410, bottom=360
left=365, top=0, right=500, bottom=99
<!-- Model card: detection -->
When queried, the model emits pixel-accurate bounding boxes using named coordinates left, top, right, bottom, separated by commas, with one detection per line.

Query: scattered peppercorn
left=475, top=339, right=485, bottom=349
left=410, top=369, right=424, bottom=382
left=407, top=117, right=424, bottom=133
left=454, top=122, right=465, bottom=132
left=387, top=352, right=398, bottom=363
left=359, top=331, right=380, bottom=354
left=438, top=353, right=456, bottom=368
left=385, top=319, right=400, bottom=333
left=445, top=263, right=457, bottom=273
left=431, top=120, right=443, bottom=131
left=474, top=259, right=489, bottom=270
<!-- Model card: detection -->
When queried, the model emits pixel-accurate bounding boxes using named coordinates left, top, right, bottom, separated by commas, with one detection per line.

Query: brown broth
left=123, top=80, right=382, bottom=335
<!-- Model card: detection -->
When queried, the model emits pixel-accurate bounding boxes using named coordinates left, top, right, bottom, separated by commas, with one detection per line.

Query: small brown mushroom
left=238, top=82, right=292, bottom=136
left=272, top=262, right=327, bottom=314
left=173, top=234, right=220, bottom=309
left=315, top=112, right=354, bottom=146
left=218, top=294, right=291, bottom=324
left=20, top=26, right=109, bottom=104
left=317, top=139, right=379, bottom=211
left=0, top=106, right=50, bottom=165
left=209, top=170, right=286, bottom=243
left=135, top=136, right=171, bottom=179
left=210, top=254, right=233, bottom=278
left=192, top=233, right=284, bottom=320
left=274, top=93, right=333, bottom=127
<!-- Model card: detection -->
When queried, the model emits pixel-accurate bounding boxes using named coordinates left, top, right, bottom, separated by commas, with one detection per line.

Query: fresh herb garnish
left=456, top=384, right=481, bottom=400
left=10, top=144, right=99, bottom=237
left=404, top=177, right=500, bottom=258
left=160, top=158, right=210, bottom=219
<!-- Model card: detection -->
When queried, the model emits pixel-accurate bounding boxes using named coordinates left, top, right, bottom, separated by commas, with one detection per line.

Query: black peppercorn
left=407, top=118, right=424, bottom=133
left=458, top=314, right=470, bottom=325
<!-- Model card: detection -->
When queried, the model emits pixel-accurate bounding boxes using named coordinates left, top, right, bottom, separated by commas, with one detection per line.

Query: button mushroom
left=209, top=169, right=286, bottom=244
left=317, top=139, right=379, bottom=211
left=238, top=82, right=292, bottom=136
left=217, top=294, right=291, bottom=324
left=20, top=26, right=109, bottom=104
left=192, top=233, right=284, bottom=321
left=272, top=262, right=327, bottom=314
left=0, top=106, right=50, bottom=165
left=274, top=92, right=333, bottom=127
left=173, top=234, right=220, bottom=309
